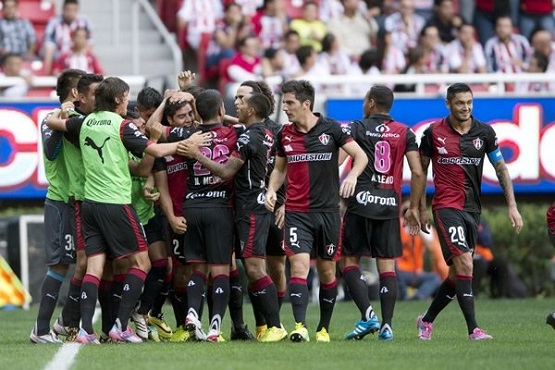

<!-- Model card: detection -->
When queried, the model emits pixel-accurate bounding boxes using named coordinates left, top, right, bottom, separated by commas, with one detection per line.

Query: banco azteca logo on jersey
left=473, top=138, right=483, bottom=150
left=318, top=133, right=330, bottom=145
left=376, top=123, right=390, bottom=133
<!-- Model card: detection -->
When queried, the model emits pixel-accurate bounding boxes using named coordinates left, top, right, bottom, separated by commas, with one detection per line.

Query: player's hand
left=274, top=204, right=285, bottom=229
left=403, top=207, right=421, bottom=236
left=143, top=188, right=160, bottom=202
left=169, top=216, right=187, bottom=234
left=60, top=101, right=74, bottom=119
left=187, top=131, right=212, bottom=147
left=164, top=89, right=178, bottom=99
left=169, top=91, right=194, bottom=104
left=178, top=70, right=196, bottom=91
left=419, top=208, right=431, bottom=234
left=508, top=205, right=523, bottom=234
left=177, top=132, right=211, bottom=157
left=149, top=122, right=164, bottom=143
left=265, top=189, right=277, bottom=212
left=339, top=173, right=357, bottom=198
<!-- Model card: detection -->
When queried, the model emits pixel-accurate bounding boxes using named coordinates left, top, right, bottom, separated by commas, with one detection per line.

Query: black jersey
left=232, top=122, right=274, bottom=216
left=346, top=114, right=418, bottom=219
left=419, top=117, right=498, bottom=213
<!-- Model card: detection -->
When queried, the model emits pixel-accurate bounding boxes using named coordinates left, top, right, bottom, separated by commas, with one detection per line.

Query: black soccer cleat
left=230, top=325, right=255, bottom=341
left=546, top=311, right=555, bottom=330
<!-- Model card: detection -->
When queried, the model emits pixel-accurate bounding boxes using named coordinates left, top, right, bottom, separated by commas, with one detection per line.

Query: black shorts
left=341, top=213, right=401, bottom=259
left=235, top=213, right=271, bottom=259
left=68, top=198, right=85, bottom=252
left=283, top=211, right=340, bottom=260
left=43, top=198, right=75, bottom=265
left=82, top=201, right=148, bottom=259
left=144, top=211, right=166, bottom=245
left=433, top=208, right=479, bottom=265
left=183, top=207, right=234, bottom=265
left=266, top=213, right=285, bottom=256
left=169, top=227, right=186, bottom=264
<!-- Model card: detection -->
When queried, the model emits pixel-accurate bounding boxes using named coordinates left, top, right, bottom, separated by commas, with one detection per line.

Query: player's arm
left=193, top=151, right=244, bottom=181
left=41, top=115, right=63, bottom=161
left=45, top=103, right=74, bottom=131
left=491, top=157, right=523, bottom=234
left=418, top=154, right=432, bottom=232
left=266, top=155, right=287, bottom=212
left=129, top=121, right=166, bottom=176
left=339, top=140, right=368, bottom=198
left=154, top=168, right=187, bottom=234
left=404, top=150, right=425, bottom=235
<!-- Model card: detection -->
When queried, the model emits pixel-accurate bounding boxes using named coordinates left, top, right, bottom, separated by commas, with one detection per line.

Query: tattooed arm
left=493, top=159, right=523, bottom=234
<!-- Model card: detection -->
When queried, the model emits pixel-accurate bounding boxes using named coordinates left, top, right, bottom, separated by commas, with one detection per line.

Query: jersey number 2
left=193, top=144, right=230, bottom=176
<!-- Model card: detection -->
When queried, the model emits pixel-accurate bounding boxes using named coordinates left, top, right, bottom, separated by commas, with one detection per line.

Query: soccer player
left=30, top=69, right=86, bottom=344
left=169, top=89, right=239, bottom=342
left=341, top=85, right=425, bottom=341
left=51, top=73, right=103, bottom=341
left=135, top=86, right=163, bottom=122
left=416, top=83, right=523, bottom=341
left=265, top=80, right=368, bottom=342
left=180, top=91, right=287, bottom=342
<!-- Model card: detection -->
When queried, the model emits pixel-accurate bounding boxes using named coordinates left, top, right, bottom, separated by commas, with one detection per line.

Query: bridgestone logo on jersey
left=86, top=119, right=111, bottom=126
left=437, top=157, right=481, bottom=165
left=167, top=162, right=187, bottom=174
left=287, top=153, right=332, bottom=163
left=356, top=191, right=397, bottom=206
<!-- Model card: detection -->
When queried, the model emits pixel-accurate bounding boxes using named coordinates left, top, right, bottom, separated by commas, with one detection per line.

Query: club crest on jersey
left=326, top=243, right=336, bottom=256
left=318, top=133, right=330, bottom=145
left=473, top=138, right=483, bottom=150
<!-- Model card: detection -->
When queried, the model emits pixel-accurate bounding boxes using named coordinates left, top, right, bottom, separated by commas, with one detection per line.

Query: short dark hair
left=295, top=45, right=314, bottom=66
left=284, top=29, right=300, bottom=40
left=246, top=92, right=272, bottom=120
left=0, top=52, right=20, bottom=66
left=195, top=89, right=222, bottom=121
left=137, top=87, right=162, bottom=111
left=76, top=73, right=103, bottom=94
left=358, top=48, right=379, bottom=72
left=281, top=80, right=315, bottom=110
left=532, top=51, right=549, bottom=72
left=56, top=68, right=86, bottom=103
left=240, top=80, right=275, bottom=116
left=94, top=77, right=129, bottom=112
left=63, top=0, right=78, bottom=7
left=366, top=85, right=394, bottom=112
left=321, top=33, right=336, bottom=53
left=446, top=83, right=472, bottom=101
left=124, top=110, right=140, bottom=120
left=185, top=85, right=205, bottom=99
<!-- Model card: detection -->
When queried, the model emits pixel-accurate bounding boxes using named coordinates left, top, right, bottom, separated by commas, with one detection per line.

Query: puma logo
left=84, top=136, right=110, bottom=163
left=437, top=137, right=446, bottom=145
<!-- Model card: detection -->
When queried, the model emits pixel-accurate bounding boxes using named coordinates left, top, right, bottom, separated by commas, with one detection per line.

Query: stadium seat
left=17, top=1, right=54, bottom=26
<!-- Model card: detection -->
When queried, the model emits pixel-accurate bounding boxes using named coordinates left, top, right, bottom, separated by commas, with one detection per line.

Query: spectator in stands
left=177, top=0, right=223, bottom=52
left=293, top=44, right=330, bottom=79
left=530, top=28, right=555, bottom=72
left=350, top=48, right=381, bottom=95
left=42, top=0, right=92, bottom=75
left=327, top=0, right=378, bottom=61
left=318, top=33, right=355, bottom=75
left=384, top=0, right=426, bottom=54
left=252, top=0, right=288, bottom=50
left=413, top=0, right=435, bottom=22
left=484, top=15, right=531, bottom=73
left=53, top=27, right=103, bottom=75
left=282, top=29, right=301, bottom=78
left=394, top=46, right=427, bottom=92
left=230, top=0, right=263, bottom=21
left=289, top=1, right=327, bottom=52
left=0, top=53, right=32, bottom=97
left=377, top=29, right=407, bottom=74
left=446, top=23, right=487, bottom=73
left=0, top=0, right=37, bottom=60
left=205, top=2, right=249, bottom=71
left=473, top=0, right=512, bottom=46
left=226, top=35, right=262, bottom=83
left=518, top=0, right=555, bottom=41
left=396, top=219, right=443, bottom=301
left=426, top=0, right=462, bottom=44
left=515, top=51, right=550, bottom=93
left=418, top=24, right=448, bottom=73
left=319, top=0, right=345, bottom=23
left=261, top=47, right=286, bottom=79
left=473, top=217, right=528, bottom=298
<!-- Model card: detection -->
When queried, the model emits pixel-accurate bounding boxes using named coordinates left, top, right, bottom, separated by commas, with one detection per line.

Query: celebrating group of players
left=30, top=67, right=523, bottom=345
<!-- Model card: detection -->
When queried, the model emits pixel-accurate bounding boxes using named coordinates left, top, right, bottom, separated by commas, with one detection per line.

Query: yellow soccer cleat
left=316, top=328, right=330, bottom=342
left=260, top=326, right=288, bottom=342
left=289, top=322, right=310, bottom=342
left=169, top=325, right=190, bottom=343
left=148, top=313, right=173, bottom=340
left=256, top=325, right=268, bottom=341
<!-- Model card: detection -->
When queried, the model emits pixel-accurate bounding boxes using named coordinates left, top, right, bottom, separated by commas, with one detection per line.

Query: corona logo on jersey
left=327, top=96, right=555, bottom=194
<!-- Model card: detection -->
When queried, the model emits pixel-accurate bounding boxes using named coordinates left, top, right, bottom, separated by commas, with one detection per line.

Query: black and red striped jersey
left=346, top=114, right=418, bottom=219
left=419, top=117, right=499, bottom=213
left=276, top=115, right=352, bottom=212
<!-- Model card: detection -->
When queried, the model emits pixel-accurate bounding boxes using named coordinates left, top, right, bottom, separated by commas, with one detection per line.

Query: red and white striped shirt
left=177, top=0, right=223, bottom=50
left=484, top=34, right=531, bottom=73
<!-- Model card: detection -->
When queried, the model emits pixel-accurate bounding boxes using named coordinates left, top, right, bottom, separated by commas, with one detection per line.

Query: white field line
left=44, top=308, right=102, bottom=370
